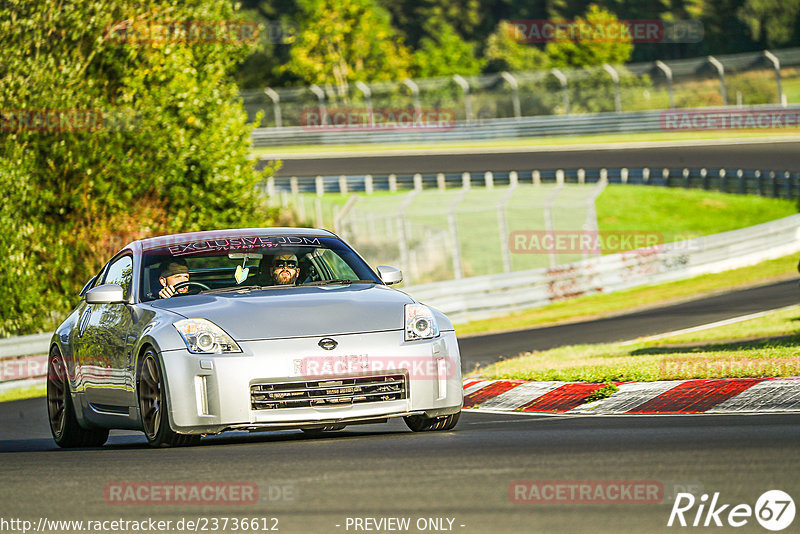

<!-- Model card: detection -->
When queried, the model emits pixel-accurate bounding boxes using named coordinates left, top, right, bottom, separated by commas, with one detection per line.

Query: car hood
left=148, top=283, right=414, bottom=340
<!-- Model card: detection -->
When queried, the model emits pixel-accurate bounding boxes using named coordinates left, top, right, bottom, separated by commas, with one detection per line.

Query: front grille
left=250, top=373, right=407, bottom=410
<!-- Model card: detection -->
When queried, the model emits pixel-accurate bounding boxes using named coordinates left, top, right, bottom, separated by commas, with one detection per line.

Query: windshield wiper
left=200, top=285, right=262, bottom=294
left=301, top=279, right=375, bottom=286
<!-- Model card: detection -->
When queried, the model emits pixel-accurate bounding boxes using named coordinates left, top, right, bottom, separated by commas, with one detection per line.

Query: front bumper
left=159, top=329, right=462, bottom=434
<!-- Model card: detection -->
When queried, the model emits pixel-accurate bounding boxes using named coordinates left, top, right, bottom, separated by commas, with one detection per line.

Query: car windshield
left=140, top=234, right=381, bottom=301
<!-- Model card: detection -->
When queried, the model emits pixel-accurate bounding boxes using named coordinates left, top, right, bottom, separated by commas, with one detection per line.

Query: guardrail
left=251, top=104, right=800, bottom=147
left=3, top=184, right=799, bottom=391
left=0, top=334, right=50, bottom=394
left=265, top=167, right=800, bottom=199
left=402, top=214, right=800, bottom=323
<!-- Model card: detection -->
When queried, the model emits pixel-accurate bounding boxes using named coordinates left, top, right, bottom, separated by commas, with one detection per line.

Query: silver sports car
left=47, top=228, right=462, bottom=447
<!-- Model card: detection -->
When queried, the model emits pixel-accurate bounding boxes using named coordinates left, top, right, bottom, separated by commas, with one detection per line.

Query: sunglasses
left=273, top=260, right=297, bottom=269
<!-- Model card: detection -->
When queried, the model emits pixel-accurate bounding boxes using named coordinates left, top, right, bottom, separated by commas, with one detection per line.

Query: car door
left=79, top=254, right=135, bottom=412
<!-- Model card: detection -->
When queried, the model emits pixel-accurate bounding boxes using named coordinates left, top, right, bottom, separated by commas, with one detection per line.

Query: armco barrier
left=401, top=214, right=800, bottom=323
left=251, top=105, right=800, bottom=147
left=0, top=334, right=50, bottom=394
left=265, top=167, right=800, bottom=200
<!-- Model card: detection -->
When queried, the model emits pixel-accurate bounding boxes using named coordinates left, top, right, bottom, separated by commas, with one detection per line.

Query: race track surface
left=459, top=279, right=799, bottom=372
left=1, top=401, right=798, bottom=533
left=3, top=137, right=799, bottom=532
left=267, top=140, right=800, bottom=177
left=1, top=281, right=798, bottom=533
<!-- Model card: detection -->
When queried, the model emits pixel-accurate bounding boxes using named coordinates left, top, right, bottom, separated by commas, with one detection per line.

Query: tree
left=0, top=0, right=277, bottom=335
left=285, top=0, right=413, bottom=86
left=412, top=22, right=485, bottom=78
left=737, top=0, right=800, bottom=47
left=484, top=21, right=549, bottom=73
left=235, top=0, right=302, bottom=88
left=699, top=0, right=758, bottom=54
left=379, top=0, right=484, bottom=49
left=545, top=4, right=635, bottom=68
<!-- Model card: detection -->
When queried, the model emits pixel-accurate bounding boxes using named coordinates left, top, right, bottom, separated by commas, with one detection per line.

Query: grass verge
left=455, top=253, right=799, bottom=336
left=0, top=383, right=46, bottom=402
left=474, top=305, right=800, bottom=382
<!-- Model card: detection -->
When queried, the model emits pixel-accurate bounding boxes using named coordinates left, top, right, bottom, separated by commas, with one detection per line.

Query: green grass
left=779, top=72, right=800, bottom=104
left=285, top=184, right=797, bottom=276
left=475, top=305, right=800, bottom=382
left=252, top=130, right=800, bottom=157
left=597, top=186, right=797, bottom=242
left=455, top=253, right=798, bottom=336
left=0, top=383, right=45, bottom=402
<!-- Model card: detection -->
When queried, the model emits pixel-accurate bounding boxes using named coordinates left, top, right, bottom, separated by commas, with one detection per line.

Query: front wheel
left=138, top=349, right=200, bottom=447
left=404, top=411, right=460, bottom=432
left=47, top=350, right=108, bottom=448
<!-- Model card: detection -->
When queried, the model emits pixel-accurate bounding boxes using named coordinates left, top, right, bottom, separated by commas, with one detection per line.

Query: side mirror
left=377, top=265, right=403, bottom=285
left=85, top=284, right=125, bottom=304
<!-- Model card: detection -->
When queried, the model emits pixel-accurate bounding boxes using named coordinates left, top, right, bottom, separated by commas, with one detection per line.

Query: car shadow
left=629, top=334, right=800, bottom=356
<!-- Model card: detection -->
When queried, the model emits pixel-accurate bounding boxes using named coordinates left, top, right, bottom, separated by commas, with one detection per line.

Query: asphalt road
left=1, top=401, right=798, bottom=534
left=1, top=280, right=798, bottom=533
left=266, top=140, right=800, bottom=177
left=458, top=279, right=800, bottom=372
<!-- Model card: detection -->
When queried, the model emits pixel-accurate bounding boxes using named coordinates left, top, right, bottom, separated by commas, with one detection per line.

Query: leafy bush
left=0, top=0, right=278, bottom=336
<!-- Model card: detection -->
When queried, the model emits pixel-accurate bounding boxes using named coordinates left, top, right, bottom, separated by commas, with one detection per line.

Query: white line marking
left=567, top=380, right=686, bottom=414
left=463, top=380, right=495, bottom=396
left=480, top=381, right=564, bottom=410
left=620, top=305, right=800, bottom=346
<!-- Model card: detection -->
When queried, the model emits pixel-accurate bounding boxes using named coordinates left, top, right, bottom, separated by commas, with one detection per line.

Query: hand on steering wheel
left=159, top=281, right=210, bottom=298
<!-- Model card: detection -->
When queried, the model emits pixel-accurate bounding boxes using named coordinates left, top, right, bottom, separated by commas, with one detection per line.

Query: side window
left=319, top=249, right=358, bottom=279
left=102, top=255, right=134, bottom=301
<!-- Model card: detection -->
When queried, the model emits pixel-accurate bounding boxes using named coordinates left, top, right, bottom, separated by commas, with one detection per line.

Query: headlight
left=173, top=319, right=242, bottom=354
left=404, top=303, right=439, bottom=341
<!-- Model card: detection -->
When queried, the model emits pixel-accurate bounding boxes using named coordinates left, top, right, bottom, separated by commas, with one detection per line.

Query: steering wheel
left=172, top=281, right=210, bottom=293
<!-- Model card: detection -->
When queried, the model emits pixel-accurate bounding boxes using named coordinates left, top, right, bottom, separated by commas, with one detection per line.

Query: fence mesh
left=332, top=184, right=604, bottom=285
left=243, top=48, right=800, bottom=127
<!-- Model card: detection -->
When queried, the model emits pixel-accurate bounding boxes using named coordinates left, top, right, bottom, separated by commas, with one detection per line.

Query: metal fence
left=0, top=334, right=50, bottom=395
left=403, top=213, right=800, bottom=323
left=336, top=180, right=605, bottom=285
left=265, top=166, right=800, bottom=199
left=267, top=165, right=800, bottom=286
left=250, top=104, right=800, bottom=146
left=244, top=48, right=800, bottom=145
left=3, top=165, right=799, bottom=390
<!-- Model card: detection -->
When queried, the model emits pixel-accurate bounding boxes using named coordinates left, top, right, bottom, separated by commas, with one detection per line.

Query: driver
left=158, top=258, right=189, bottom=298
left=271, top=253, right=299, bottom=285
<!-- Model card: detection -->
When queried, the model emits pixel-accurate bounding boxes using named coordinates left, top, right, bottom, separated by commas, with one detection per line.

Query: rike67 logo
left=668, top=490, right=795, bottom=531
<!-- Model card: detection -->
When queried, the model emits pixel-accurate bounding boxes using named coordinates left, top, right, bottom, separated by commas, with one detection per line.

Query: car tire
left=404, top=411, right=460, bottom=432
left=138, top=349, right=200, bottom=447
left=47, top=349, right=109, bottom=448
